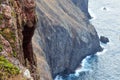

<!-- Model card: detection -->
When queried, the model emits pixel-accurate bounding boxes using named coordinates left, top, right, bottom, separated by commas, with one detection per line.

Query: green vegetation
left=0, top=0, right=3, bottom=4
left=13, top=51, right=17, bottom=57
left=0, top=56, right=20, bottom=80
left=0, top=28, right=17, bottom=56
left=0, top=13, right=3, bottom=20
left=0, top=44, right=3, bottom=52
left=11, top=11, right=16, bottom=18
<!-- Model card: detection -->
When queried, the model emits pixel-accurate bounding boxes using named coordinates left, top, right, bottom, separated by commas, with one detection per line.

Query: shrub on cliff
left=0, top=56, right=20, bottom=80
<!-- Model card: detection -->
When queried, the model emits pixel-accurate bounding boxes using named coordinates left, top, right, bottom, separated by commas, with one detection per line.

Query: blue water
left=55, top=0, right=120, bottom=80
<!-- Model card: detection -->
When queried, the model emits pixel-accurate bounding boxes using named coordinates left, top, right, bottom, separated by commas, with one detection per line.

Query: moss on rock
left=0, top=56, right=20, bottom=80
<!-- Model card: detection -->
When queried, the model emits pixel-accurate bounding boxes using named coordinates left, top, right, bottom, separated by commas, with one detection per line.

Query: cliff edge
left=0, top=0, right=101, bottom=80
left=33, top=0, right=101, bottom=79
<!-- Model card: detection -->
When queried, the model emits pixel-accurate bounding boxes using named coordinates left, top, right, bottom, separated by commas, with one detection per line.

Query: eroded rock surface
left=0, top=0, right=38, bottom=79
left=33, top=0, right=101, bottom=78
left=0, top=0, right=102, bottom=80
left=72, top=0, right=91, bottom=18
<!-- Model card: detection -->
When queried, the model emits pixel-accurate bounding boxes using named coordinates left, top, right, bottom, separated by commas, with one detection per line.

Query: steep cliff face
left=71, top=0, right=91, bottom=18
left=0, top=0, right=101, bottom=80
left=0, top=0, right=37, bottom=79
left=33, top=0, right=101, bottom=79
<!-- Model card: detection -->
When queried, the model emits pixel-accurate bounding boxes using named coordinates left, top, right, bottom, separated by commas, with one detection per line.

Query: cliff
left=0, top=0, right=38, bottom=80
left=0, top=0, right=101, bottom=80
left=33, top=0, right=101, bottom=79
left=71, top=0, right=91, bottom=18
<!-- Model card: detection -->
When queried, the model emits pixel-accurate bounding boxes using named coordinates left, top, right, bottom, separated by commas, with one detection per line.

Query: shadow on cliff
left=35, top=14, right=102, bottom=78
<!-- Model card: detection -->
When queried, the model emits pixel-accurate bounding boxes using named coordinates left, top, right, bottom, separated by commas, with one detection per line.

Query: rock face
left=100, top=36, right=109, bottom=44
left=71, top=0, right=91, bottom=18
left=0, top=0, right=102, bottom=80
left=33, top=0, right=101, bottom=78
left=0, top=0, right=38, bottom=79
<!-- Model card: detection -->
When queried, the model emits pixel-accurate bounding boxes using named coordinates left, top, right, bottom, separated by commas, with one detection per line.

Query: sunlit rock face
left=33, top=0, right=101, bottom=79
left=0, top=0, right=38, bottom=79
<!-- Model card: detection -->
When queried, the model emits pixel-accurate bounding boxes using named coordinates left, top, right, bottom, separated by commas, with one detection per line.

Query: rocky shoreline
left=0, top=0, right=101, bottom=80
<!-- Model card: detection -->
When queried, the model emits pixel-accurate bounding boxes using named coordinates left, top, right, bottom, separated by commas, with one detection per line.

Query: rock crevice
left=0, top=0, right=38, bottom=79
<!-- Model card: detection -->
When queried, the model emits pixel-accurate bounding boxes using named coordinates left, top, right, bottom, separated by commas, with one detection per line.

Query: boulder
left=100, top=36, right=109, bottom=44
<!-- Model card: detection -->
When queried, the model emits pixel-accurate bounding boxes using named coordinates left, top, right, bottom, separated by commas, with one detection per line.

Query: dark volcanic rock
left=100, top=36, right=109, bottom=44
left=33, top=0, right=101, bottom=79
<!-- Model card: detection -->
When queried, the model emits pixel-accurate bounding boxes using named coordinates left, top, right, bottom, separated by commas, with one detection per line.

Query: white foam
left=54, top=75, right=63, bottom=80
left=96, top=49, right=107, bottom=55
left=74, top=56, right=92, bottom=76
left=54, top=56, right=93, bottom=80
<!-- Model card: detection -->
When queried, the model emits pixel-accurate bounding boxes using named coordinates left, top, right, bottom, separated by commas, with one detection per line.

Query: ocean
left=55, top=0, right=120, bottom=80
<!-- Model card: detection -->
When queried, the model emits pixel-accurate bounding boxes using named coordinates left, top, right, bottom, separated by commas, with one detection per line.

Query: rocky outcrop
left=0, top=0, right=38, bottom=79
left=100, top=36, right=109, bottom=44
left=33, top=0, right=101, bottom=79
